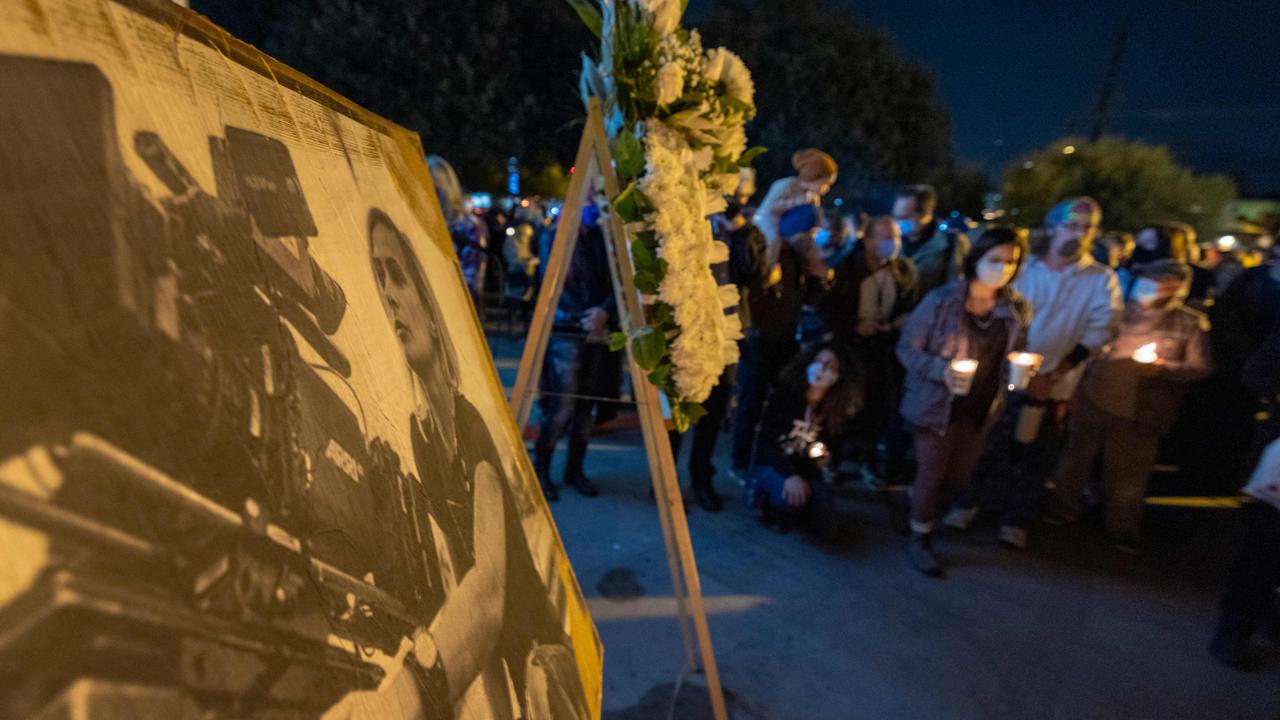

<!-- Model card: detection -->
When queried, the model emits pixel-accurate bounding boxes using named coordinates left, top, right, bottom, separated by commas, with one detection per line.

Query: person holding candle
left=895, top=226, right=1033, bottom=576
left=746, top=343, right=863, bottom=538
left=944, top=197, right=1123, bottom=550
left=1046, top=260, right=1212, bottom=552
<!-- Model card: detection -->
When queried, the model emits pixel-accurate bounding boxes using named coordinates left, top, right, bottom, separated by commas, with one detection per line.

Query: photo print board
left=0, top=0, right=602, bottom=718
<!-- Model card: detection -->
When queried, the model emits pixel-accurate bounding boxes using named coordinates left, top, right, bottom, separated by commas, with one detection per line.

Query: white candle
left=949, top=358, right=978, bottom=396
left=1006, top=352, right=1043, bottom=391
left=1132, top=342, right=1159, bottom=364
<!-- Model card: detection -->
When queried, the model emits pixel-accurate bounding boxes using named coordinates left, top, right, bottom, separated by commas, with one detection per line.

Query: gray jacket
left=896, top=281, right=1032, bottom=434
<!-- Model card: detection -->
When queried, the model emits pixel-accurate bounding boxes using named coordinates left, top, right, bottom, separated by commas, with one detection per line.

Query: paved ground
left=488, top=333, right=1279, bottom=720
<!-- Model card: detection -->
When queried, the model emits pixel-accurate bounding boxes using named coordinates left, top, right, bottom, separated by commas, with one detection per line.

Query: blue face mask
left=896, top=219, right=916, bottom=236
left=875, top=238, right=899, bottom=260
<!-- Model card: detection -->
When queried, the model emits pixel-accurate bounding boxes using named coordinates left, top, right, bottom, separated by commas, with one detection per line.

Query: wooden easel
left=510, top=98, right=728, bottom=720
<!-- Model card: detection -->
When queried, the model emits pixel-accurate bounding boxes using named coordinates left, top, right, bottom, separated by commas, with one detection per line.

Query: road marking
left=587, top=594, right=772, bottom=622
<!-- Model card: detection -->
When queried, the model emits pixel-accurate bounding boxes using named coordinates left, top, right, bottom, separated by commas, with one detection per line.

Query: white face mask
left=1130, top=278, right=1161, bottom=306
left=976, top=258, right=1017, bottom=288
left=807, top=362, right=839, bottom=389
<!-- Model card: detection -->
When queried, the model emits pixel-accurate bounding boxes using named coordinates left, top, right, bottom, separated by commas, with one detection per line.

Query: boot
left=533, top=444, right=558, bottom=502
left=564, top=434, right=599, bottom=498
left=691, top=480, right=722, bottom=512
left=907, top=532, right=943, bottom=578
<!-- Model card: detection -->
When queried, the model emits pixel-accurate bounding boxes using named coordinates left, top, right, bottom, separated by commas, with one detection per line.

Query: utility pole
left=1089, top=17, right=1131, bottom=141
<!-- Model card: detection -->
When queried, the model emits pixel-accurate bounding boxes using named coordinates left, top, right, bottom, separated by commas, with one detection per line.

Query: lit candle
left=949, top=358, right=978, bottom=396
left=1132, top=342, right=1159, bottom=364
left=1006, top=352, right=1043, bottom=392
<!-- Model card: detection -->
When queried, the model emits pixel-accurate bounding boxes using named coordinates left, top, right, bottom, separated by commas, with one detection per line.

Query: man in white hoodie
left=946, top=197, right=1123, bottom=549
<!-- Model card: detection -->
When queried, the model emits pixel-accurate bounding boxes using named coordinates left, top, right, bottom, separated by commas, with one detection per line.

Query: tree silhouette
left=701, top=0, right=953, bottom=202
left=1002, top=136, right=1238, bottom=236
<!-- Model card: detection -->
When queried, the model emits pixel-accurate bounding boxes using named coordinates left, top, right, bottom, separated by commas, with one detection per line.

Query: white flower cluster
left=598, top=0, right=757, bottom=407
left=639, top=124, right=743, bottom=402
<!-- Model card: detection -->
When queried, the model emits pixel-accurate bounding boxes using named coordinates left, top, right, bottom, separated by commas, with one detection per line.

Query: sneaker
left=998, top=525, right=1028, bottom=550
left=942, top=506, right=979, bottom=531
left=907, top=534, right=943, bottom=578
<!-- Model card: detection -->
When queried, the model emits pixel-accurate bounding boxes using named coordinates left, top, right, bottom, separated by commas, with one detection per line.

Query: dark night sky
left=697, top=1, right=1280, bottom=196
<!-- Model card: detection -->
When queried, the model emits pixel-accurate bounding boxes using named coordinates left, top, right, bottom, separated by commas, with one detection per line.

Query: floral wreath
left=573, top=0, right=763, bottom=430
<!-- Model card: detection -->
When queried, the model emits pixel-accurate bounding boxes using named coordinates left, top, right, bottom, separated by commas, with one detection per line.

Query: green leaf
left=609, top=331, right=628, bottom=352
left=611, top=128, right=646, bottom=181
left=631, top=236, right=655, bottom=269
left=651, top=302, right=675, bottom=326
left=647, top=363, right=672, bottom=386
left=612, top=182, right=649, bottom=224
left=672, top=400, right=707, bottom=433
left=737, top=146, right=768, bottom=167
left=566, top=0, right=603, bottom=38
left=633, top=269, right=660, bottom=295
left=630, top=326, right=667, bottom=371
left=721, top=95, right=752, bottom=115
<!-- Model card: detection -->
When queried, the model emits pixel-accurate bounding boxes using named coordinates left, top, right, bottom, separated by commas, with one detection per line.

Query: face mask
left=814, top=229, right=833, bottom=249
left=807, top=362, right=839, bottom=389
left=1130, top=278, right=1161, bottom=306
left=976, top=259, right=1017, bottom=288
left=875, top=238, right=899, bottom=260
left=1056, top=239, right=1081, bottom=259
left=896, top=219, right=916, bottom=236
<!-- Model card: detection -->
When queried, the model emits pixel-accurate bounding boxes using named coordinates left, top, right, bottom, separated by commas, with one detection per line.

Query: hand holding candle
left=947, top=358, right=979, bottom=396
left=1007, top=352, right=1043, bottom=392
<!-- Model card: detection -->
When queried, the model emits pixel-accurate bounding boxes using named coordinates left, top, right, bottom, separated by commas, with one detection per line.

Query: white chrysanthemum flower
left=655, top=61, right=685, bottom=107
left=635, top=0, right=682, bottom=34
left=713, top=48, right=755, bottom=108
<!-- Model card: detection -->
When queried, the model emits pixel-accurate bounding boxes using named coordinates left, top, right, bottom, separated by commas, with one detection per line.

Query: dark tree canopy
left=1001, top=136, right=1238, bottom=236
left=192, top=0, right=955, bottom=200
left=700, top=0, right=954, bottom=202
left=192, top=0, right=591, bottom=191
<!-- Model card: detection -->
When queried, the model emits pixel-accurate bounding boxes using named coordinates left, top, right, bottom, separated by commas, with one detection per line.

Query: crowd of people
left=431, top=147, right=1280, bottom=671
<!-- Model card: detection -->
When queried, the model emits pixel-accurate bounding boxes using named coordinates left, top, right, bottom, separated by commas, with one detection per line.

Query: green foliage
left=737, top=146, right=768, bottom=168
left=672, top=400, right=706, bottom=432
left=566, top=0, right=603, bottom=38
left=1001, top=136, right=1238, bottom=236
left=611, top=127, right=647, bottom=181
left=629, top=326, right=668, bottom=371
left=701, top=0, right=952, bottom=199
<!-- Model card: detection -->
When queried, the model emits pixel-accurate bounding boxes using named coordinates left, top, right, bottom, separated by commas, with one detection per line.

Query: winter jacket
left=901, top=220, right=969, bottom=299
left=1012, top=255, right=1122, bottom=400
left=755, top=383, right=844, bottom=482
left=747, top=240, right=826, bottom=342
left=1080, top=300, right=1212, bottom=437
left=547, top=220, right=617, bottom=332
left=896, top=281, right=1032, bottom=434
left=821, top=248, right=919, bottom=347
